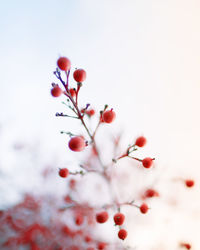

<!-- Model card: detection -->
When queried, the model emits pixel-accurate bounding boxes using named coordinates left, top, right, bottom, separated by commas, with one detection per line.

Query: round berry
left=185, top=179, right=194, bottom=188
left=144, top=189, right=159, bottom=198
left=75, top=214, right=84, bottom=226
left=96, top=211, right=109, bottom=223
left=97, top=242, right=107, bottom=250
left=140, top=203, right=149, bottom=214
left=135, top=136, right=147, bottom=147
left=68, top=136, right=85, bottom=152
left=102, top=109, right=116, bottom=123
left=69, top=88, right=76, bottom=97
left=73, top=69, right=86, bottom=82
left=118, top=229, right=127, bottom=240
left=59, top=168, right=69, bottom=178
left=142, top=157, right=153, bottom=168
left=51, top=86, right=62, bottom=97
left=86, top=109, right=95, bottom=116
left=57, top=57, right=71, bottom=71
left=180, top=243, right=191, bottom=249
left=113, top=213, right=125, bottom=226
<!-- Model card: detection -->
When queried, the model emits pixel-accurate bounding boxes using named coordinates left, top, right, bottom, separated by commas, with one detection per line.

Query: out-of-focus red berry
left=75, top=214, right=84, bottom=226
left=180, top=243, right=191, bottom=249
left=51, top=86, right=62, bottom=97
left=68, top=136, right=85, bottom=152
left=57, top=57, right=71, bottom=71
left=118, top=229, right=127, bottom=240
left=185, top=179, right=194, bottom=188
left=59, top=168, right=69, bottom=178
left=96, top=211, right=109, bottom=223
left=135, top=136, right=147, bottom=147
left=142, top=157, right=153, bottom=168
left=140, top=203, right=149, bottom=214
left=102, top=109, right=116, bottom=123
left=97, top=242, right=107, bottom=249
left=113, top=213, right=125, bottom=226
left=144, top=188, right=159, bottom=198
left=73, top=69, right=86, bottom=82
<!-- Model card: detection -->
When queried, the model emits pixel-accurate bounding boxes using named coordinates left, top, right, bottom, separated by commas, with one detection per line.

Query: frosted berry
left=140, top=203, right=149, bottom=214
left=96, top=211, right=109, bottom=223
left=69, top=88, right=76, bottom=97
left=51, top=86, right=62, bottom=97
left=118, top=229, right=127, bottom=240
left=185, top=179, right=194, bottom=188
left=57, top=57, right=71, bottom=71
left=135, top=136, right=146, bottom=147
left=59, top=168, right=69, bottom=178
left=113, top=213, right=125, bottom=226
left=68, top=136, right=85, bottom=152
left=142, top=157, right=153, bottom=168
left=102, top=109, right=116, bottom=123
left=73, top=69, right=86, bottom=82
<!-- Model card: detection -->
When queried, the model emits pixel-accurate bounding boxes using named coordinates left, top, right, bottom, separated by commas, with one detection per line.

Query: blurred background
left=0, top=0, right=200, bottom=249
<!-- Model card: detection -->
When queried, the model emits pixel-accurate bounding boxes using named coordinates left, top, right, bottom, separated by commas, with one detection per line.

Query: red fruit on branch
left=140, top=203, right=149, bottom=214
left=69, top=88, right=76, bottom=97
left=144, top=188, right=159, bottom=198
left=68, top=136, right=86, bottom=152
left=102, top=109, right=116, bottom=123
left=57, top=57, right=71, bottom=71
left=113, top=213, right=125, bottom=226
left=59, top=168, right=69, bottom=178
left=135, top=136, right=147, bottom=147
left=51, top=86, right=62, bottom=97
left=73, top=69, right=86, bottom=82
left=118, top=229, right=127, bottom=240
left=142, top=157, right=153, bottom=168
left=185, top=179, right=194, bottom=188
left=96, top=211, right=109, bottom=223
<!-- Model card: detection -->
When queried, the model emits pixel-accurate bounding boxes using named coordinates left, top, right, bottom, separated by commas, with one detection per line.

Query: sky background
left=0, top=0, right=200, bottom=249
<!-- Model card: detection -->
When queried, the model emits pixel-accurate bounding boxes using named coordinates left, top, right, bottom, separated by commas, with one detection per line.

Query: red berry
left=84, top=235, right=92, bottom=243
left=69, top=88, right=76, bottom=97
left=86, top=109, right=95, bottom=116
left=96, top=211, right=109, bottom=223
left=118, top=229, right=127, bottom=240
left=68, top=136, right=85, bottom=152
left=135, top=136, right=147, bottom=147
left=142, top=157, right=153, bottom=168
left=144, top=189, right=159, bottom=198
left=69, top=179, right=76, bottom=189
left=140, top=203, right=149, bottom=214
left=73, top=69, right=86, bottom=82
left=51, top=86, right=62, bottom=97
left=102, top=109, right=116, bottom=123
left=185, top=179, right=194, bottom=188
left=180, top=243, right=191, bottom=249
left=113, top=213, right=125, bottom=226
left=57, top=57, right=71, bottom=71
left=97, top=242, right=107, bottom=250
left=59, top=168, right=69, bottom=178
left=75, top=214, right=84, bottom=226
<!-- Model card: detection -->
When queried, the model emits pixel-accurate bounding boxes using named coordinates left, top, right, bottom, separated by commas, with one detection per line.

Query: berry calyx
left=135, top=136, right=147, bottom=147
left=142, top=157, right=153, bottom=168
left=59, top=168, right=69, bottom=178
left=57, top=57, right=71, bottom=71
left=113, top=213, right=125, bottom=226
left=69, top=88, right=76, bottom=97
left=96, top=211, right=109, bottom=223
left=185, top=179, right=195, bottom=188
left=102, top=109, right=116, bottom=123
left=73, top=69, right=86, bottom=82
left=51, top=86, right=62, bottom=97
left=140, top=203, right=149, bottom=214
left=118, top=229, right=127, bottom=240
left=68, top=136, right=86, bottom=152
